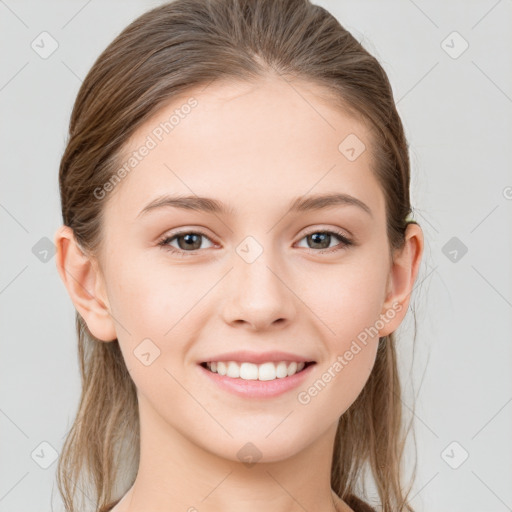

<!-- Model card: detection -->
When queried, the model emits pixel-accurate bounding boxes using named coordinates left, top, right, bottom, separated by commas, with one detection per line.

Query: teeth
left=205, top=360, right=307, bottom=381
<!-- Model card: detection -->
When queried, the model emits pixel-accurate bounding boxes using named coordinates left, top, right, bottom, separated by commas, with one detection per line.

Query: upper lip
left=200, top=350, right=316, bottom=365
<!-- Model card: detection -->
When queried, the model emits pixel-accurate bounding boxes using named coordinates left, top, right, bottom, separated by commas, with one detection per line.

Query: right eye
left=157, top=230, right=215, bottom=256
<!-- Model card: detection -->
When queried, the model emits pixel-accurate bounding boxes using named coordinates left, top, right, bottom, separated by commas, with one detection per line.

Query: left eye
left=157, top=229, right=353, bottom=256
left=296, top=230, right=352, bottom=252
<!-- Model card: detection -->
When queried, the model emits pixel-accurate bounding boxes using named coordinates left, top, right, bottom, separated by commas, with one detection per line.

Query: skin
left=54, top=74, right=423, bottom=512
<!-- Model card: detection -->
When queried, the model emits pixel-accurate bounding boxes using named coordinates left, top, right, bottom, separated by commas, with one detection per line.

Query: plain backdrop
left=1, top=1, right=511, bottom=511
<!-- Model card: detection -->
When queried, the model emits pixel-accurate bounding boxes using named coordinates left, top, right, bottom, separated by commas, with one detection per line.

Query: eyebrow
left=137, top=192, right=373, bottom=218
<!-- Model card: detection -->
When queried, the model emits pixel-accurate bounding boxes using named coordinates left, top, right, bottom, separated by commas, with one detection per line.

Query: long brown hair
left=56, top=1, right=419, bottom=510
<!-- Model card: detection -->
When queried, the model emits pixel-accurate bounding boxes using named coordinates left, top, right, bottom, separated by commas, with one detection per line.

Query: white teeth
left=205, top=360, right=308, bottom=381
left=227, top=361, right=240, bottom=378
left=240, top=362, right=259, bottom=380
left=275, top=361, right=289, bottom=378
left=258, top=362, right=276, bottom=381
left=217, top=362, right=227, bottom=376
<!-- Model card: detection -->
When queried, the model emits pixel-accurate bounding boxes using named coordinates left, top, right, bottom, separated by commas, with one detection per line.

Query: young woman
left=53, top=1, right=424, bottom=511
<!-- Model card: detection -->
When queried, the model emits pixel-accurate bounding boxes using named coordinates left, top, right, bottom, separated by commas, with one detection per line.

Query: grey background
left=1, top=1, right=511, bottom=511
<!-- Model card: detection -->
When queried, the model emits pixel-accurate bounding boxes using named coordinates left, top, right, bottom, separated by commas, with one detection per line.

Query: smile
left=198, top=360, right=317, bottom=399
left=201, top=360, right=315, bottom=381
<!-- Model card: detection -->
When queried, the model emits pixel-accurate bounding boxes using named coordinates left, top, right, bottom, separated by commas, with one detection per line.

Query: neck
left=113, top=394, right=343, bottom=512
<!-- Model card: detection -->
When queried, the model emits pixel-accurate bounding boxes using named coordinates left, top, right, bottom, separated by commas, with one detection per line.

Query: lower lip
left=198, top=363, right=316, bottom=398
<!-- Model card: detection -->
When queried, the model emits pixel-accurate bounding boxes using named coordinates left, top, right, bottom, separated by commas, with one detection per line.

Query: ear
left=54, top=225, right=117, bottom=342
left=378, top=223, right=424, bottom=337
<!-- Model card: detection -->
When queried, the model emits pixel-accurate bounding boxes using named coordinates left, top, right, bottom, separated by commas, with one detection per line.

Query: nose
left=220, top=243, right=297, bottom=331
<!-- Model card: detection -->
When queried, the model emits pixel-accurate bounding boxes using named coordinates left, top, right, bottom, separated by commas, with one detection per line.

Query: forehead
left=103, top=75, right=383, bottom=222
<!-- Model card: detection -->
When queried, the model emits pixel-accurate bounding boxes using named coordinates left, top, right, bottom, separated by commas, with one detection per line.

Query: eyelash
left=157, top=228, right=353, bottom=257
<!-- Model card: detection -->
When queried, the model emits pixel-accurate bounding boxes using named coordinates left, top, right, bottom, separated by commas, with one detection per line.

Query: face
left=82, top=75, right=406, bottom=463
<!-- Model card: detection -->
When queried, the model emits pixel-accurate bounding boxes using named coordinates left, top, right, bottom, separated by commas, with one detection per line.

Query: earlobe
left=54, top=225, right=117, bottom=342
left=378, top=223, right=424, bottom=337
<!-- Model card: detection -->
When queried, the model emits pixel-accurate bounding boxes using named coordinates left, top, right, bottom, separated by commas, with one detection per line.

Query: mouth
left=198, top=359, right=317, bottom=398
left=199, top=360, right=316, bottom=381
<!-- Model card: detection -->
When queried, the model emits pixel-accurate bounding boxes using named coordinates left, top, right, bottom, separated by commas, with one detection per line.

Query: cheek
left=295, top=252, right=388, bottom=399
left=108, top=255, right=204, bottom=335
left=106, top=258, right=214, bottom=381
left=107, top=262, right=194, bottom=399
left=295, top=264, right=385, bottom=415
left=301, top=253, right=388, bottom=342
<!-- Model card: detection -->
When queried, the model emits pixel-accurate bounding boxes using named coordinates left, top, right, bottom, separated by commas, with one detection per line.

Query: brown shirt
left=98, top=499, right=120, bottom=512
left=345, top=493, right=377, bottom=512
left=100, top=494, right=376, bottom=512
